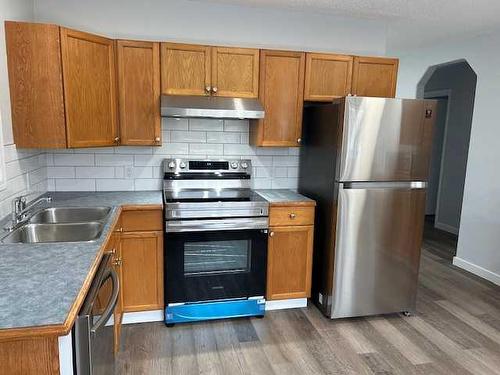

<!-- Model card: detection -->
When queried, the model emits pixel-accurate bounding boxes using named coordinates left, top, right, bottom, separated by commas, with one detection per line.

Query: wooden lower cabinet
left=120, top=231, right=164, bottom=312
left=266, top=224, right=314, bottom=300
left=0, top=336, right=59, bottom=375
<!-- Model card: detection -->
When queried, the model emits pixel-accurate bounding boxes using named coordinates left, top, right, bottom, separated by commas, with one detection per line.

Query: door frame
left=424, top=89, right=458, bottom=234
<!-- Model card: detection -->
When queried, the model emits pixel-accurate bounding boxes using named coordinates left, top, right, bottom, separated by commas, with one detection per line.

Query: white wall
left=0, top=0, right=47, bottom=219
left=388, top=31, right=500, bottom=284
left=33, top=0, right=387, bottom=55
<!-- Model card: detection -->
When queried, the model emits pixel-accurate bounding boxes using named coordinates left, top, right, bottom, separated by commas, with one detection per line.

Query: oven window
left=184, top=240, right=251, bottom=276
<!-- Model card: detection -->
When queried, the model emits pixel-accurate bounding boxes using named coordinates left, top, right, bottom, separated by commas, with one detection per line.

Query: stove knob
left=230, top=161, right=239, bottom=169
left=179, top=162, right=187, bottom=169
left=168, top=161, right=176, bottom=169
left=241, top=162, right=248, bottom=169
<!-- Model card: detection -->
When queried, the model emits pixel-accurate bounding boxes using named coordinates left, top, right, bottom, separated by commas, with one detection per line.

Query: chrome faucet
left=5, top=195, right=52, bottom=231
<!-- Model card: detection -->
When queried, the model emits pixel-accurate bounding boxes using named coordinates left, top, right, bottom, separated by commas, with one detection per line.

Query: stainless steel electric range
left=162, top=158, right=269, bottom=325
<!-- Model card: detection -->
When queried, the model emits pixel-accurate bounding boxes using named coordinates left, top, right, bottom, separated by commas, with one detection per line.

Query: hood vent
left=160, top=95, right=265, bottom=120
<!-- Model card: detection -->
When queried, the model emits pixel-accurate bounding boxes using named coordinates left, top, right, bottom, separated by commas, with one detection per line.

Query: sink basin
left=2, top=222, right=105, bottom=244
left=29, top=207, right=111, bottom=224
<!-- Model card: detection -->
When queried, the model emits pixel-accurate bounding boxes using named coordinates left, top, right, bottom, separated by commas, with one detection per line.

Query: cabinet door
left=117, top=40, right=161, bottom=146
left=304, top=53, right=353, bottom=101
left=211, top=47, right=259, bottom=98
left=352, top=56, right=399, bottom=98
left=60, top=28, right=118, bottom=147
left=161, top=43, right=211, bottom=96
left=251, top=50, right=305, bottom=147
left=267, top=225, right=314, bottom=300
left=5, top=21, right=67, bottom=148
left=121, top=231, right=164, bottom=312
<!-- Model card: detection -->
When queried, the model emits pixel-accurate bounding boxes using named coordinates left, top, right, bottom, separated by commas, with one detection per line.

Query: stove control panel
left=163, top=158, right=252, bottom=174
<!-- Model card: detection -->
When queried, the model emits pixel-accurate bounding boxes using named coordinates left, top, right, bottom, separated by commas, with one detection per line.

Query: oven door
left=165, top=222, right=268, bottom=304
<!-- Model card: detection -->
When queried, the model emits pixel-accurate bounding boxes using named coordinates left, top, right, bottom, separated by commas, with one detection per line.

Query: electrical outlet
left=125, top=166, right=134, bottom=179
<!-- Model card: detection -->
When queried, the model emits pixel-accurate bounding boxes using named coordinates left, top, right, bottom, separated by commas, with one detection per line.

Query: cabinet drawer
left=120, top=209, right=163, bottom=232
left=269, top=206, right=315, bottom=226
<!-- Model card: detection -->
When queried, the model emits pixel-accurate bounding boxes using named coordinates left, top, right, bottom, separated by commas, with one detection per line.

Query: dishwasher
left=73, top=252, right=120, bottom=375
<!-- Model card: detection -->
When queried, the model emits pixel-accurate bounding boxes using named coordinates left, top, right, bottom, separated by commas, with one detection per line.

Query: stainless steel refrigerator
left=298, top=96, right=437, bottom=319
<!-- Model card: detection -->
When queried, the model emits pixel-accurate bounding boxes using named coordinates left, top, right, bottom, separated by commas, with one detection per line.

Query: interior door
left=60, top=28, right=118, bottom=147
left=338, top=97, right=436, bottom=182
left=331, top=182, right=426, bottom=318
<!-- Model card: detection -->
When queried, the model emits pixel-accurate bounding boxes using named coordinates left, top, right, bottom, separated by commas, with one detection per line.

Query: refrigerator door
left=338, top=97, right=436, bottom=182
left=330, top=181, right=426, bottom=319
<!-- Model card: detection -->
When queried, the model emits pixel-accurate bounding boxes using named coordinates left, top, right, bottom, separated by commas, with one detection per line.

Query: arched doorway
left=417, top=59, right=477, bottom=259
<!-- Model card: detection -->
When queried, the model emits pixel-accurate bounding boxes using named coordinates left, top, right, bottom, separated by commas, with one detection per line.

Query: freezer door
left=338, top=97, right=436, bottom=182
left=330, top=182, right=426, bottom=319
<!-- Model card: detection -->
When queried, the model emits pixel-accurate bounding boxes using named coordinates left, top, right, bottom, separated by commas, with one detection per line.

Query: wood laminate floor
left=115, top=232, right=500, bottom=374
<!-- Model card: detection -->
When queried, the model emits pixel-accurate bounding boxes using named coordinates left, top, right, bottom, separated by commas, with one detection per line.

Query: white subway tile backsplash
left=75, top=166, right=116, bottom=179
left=47, top=167, right=76, bottom=179
left=55, top=179, right=96, bottom=191
left=114, top=146, right=153, bottom=155
left=95, top=179, right=135, bottom=191
left=95, top=154, right=133, bottom=166
left=54, top=153, right=94, bottom=166
left=189, top=143, right=223, bottom=155
left=224, top=120, right=249, bottom=132
left=162, top=117, right=188, bottom=131
left=207, top=132, right=240, bottom=144
left=189, top=118, right=223, bottom=131
left=44, top=119, right=299, bottom=192
left=171, top=131, right=206, bottom=143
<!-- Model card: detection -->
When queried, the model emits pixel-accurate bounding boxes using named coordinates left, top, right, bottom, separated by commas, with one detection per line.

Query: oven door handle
left=165, top=217, right=269, bottom=232
left=90, top=268, right=119, bottom=336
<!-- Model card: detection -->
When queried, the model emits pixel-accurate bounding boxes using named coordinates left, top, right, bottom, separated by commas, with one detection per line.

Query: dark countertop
left=0, top=191, right=162, bottom=336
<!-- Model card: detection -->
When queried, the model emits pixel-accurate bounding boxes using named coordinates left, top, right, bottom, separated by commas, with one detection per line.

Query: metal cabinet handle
left=114, top=227, right=123, bottom=233
left=289, top=213, right=296, bottom=219
left=205, top=86, right=211, bottom=95
left=297, top=138, right=302, bottom=144
left=154, top=136, right=161, bottom=143
left=114, top=136, right=120, bottom=144
left=212, top=86, right=218, bottom=94
left=269, top=231, right=275, bottom=237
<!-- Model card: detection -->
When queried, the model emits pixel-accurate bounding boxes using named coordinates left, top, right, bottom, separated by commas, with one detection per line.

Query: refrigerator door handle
left=341, top=181, right=427, bottom=189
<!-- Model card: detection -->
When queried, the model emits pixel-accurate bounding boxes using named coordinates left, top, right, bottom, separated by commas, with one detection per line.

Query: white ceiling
left=194, top=0, right=500, bottom=49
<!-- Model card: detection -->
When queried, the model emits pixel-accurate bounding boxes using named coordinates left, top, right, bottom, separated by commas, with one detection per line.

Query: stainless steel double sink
left=2, top=207, right=111, bottom=244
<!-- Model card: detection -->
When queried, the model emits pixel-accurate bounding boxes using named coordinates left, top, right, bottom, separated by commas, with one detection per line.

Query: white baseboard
left=265, top=298, right=308, bottom=311
left=453, top=256, right=500, bottom=286
left=122, top=309, right=164, bottom=324
left=435, top=221, right=459, bottom=235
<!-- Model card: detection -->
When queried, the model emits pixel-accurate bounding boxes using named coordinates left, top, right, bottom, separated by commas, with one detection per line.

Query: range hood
left=160, top=95, right=265, bottom=119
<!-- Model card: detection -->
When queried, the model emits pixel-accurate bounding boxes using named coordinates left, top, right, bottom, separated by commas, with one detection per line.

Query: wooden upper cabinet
left=211, top=47, right=259, bottom=98
left=251, top=50, right=305, bottom=147
left=304, top=53, right=353, bottom=101
left=5, top=21, right=67, bottom=148
left=60, top=28, right=118, bottom=147
left=352, top=56, right=399, bottom=98
left=161, top=43, right=211, bottom=96
left=117, top=40, right=161, bottom=146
